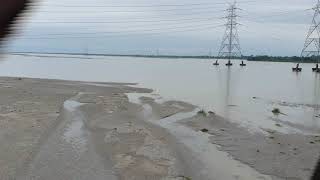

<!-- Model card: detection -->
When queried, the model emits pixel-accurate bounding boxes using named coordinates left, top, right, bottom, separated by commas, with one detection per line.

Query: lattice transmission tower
left=214, top=1, right=244, bottom=66
left=299, top=0, right=320, bottom=72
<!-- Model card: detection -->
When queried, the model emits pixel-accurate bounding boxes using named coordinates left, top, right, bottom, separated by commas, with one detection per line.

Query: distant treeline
left=245, top=56, right=320, bottom=63
left=10, top=52, right=320, bottom=63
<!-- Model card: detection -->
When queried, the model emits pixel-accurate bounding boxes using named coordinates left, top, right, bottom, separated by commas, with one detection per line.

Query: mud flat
left=179, top=112, right=320, bottom=180
left=0, top=77, right=318, bottom=180
left=127, top=95, right=320, bottom=180
left=0, top=77, right=150, bottom=180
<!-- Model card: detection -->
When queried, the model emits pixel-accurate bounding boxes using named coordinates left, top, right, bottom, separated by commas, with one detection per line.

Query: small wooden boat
left=240, top=61, right=246, bottom=66
left=226, top=60, right=233, bottom=66
left=292, top=64, right=302, bottom=72
left=213, top=60, right=219, bottom=66
left=312, top=64, right=319, bottom=72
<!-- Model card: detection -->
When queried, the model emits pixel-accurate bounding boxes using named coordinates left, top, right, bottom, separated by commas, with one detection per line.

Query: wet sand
left=0, top=77, right=318, bottom=180
left=181, top=113, right=320, bottom=180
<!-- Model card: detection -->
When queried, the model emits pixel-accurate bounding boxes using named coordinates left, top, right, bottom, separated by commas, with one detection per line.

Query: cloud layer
left=5, top=0, right=317, bottom=56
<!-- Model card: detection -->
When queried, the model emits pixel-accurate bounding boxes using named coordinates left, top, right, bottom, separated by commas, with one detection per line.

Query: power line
left=26, top=10, right=226, bottom=21
left=31, top=14, right=222, bottom=22
left=29, top=8, right=305, bottom=25
left=244, top=9, right=309, bottom=20
left=15, top=24, right=224, bottom=39
left=21, top=22, right=224, bottom=37
left=32, top=1, right=276, bottom=13
left=27, top=5, right=305, bottom=22
left=40, top=2, right=228, bottom=8
left=240, top=27, right=282, bottom=40
left=37, top=0, right=273, bottom=8
left=34, top=6, right=227, bottom=13
left=23, top=17, right=224, bottom=37
left=29, top=8, right=227, bottom=18
left=29, top=16, right=221, bottom=24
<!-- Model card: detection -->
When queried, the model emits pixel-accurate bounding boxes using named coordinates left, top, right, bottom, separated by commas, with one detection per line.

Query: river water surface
left=1, top=53, right=319, bottom=134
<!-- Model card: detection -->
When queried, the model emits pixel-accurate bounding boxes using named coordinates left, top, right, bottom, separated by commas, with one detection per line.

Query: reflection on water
left=1, top=53, right=320, bottom=134
left=312, top=73, right=320, bottom=124
left=221, top=67, right=232, bottom=118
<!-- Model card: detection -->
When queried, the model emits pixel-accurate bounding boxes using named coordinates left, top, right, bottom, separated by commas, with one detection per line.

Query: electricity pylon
left=214, top=1, right=242, bottom=66
left=300, top=0, right=320, bottom=72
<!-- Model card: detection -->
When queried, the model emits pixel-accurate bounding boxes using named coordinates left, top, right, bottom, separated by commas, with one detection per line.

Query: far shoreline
left=8, top=52, right=320, bottom=63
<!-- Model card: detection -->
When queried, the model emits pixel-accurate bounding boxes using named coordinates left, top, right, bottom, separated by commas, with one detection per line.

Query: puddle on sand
left=63, top=100, right=82, bottom=111
left=83, top=82, right=118, bottom=87
left=62, top=100, right=88, bottom=154
left=127, top=92, right=305, bottom=135
left=159, top=114, right=272, bottom=180
left=127, top=93, right=273, bottom=180
left=126, top=93, right=165, bottom=104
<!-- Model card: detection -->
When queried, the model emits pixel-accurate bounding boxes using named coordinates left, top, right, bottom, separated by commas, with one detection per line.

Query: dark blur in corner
left=312, top=160, right=320, bottom=180
left=0, top=0, right=30, bottom=44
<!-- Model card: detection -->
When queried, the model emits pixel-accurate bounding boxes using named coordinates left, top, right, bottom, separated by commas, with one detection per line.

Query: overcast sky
left=4, top=0, right=318, bottom=56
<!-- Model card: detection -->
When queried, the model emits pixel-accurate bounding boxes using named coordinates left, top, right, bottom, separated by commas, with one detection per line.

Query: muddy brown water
left=1, top=53, right=320, bottom=134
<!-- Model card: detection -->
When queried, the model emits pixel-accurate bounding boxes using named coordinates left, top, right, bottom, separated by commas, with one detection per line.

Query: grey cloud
left=5, top=0, right=319, bottom=56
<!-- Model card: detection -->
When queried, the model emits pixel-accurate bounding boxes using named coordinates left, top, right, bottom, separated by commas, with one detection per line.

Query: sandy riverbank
left=0, top=77, right=318, bottom=180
